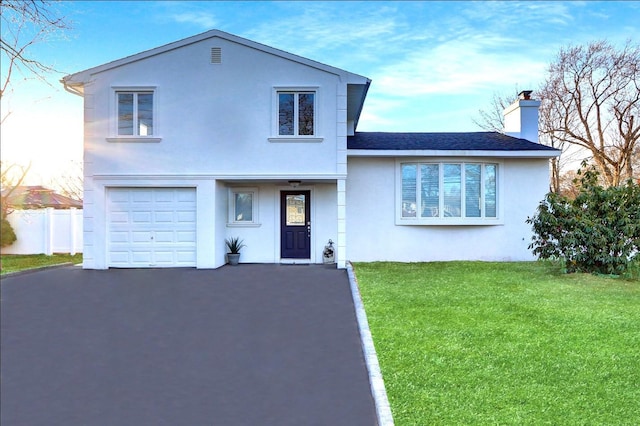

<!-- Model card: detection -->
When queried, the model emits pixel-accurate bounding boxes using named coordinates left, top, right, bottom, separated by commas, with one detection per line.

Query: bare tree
left=1, top=0, right=70, bottom=122
left=537, top=96, right=578, bottom=193
left=632, top=143, right=640, bottom=182
left=538, top=40, right=640, bottom=187
left=473, top=90, right=517, bottom=133
left=474, top=89, right=571, bottom=192
left=48, top=160, right=83, bottom=201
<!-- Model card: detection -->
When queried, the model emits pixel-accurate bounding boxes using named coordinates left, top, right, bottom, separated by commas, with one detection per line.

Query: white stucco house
left=61, top=29, right=559, bottom=270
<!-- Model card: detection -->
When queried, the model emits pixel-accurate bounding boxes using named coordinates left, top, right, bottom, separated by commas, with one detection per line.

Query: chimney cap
left=518, top=90, right=533, bottom=100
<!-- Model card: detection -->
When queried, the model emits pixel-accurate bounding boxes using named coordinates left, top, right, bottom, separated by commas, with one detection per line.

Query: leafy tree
left=556, top=170, right=581, bottom=199
left=527, top=166, right=640, bottom=275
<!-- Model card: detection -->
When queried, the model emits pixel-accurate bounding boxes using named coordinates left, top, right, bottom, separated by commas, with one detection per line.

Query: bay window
left=399, top=161, right=499, bottom=224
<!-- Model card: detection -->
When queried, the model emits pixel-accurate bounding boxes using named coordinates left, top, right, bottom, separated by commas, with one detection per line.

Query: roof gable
left=62, top=29, right=370, bottom=89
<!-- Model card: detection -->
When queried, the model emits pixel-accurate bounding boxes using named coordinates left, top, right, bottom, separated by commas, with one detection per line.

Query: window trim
left=395, top=159, right=504, bottom=226
left=270, top=86, right=323, bottom=142
left=227, top=187, right=261, bottom=227
left=108, top=86, right=160, bottom=142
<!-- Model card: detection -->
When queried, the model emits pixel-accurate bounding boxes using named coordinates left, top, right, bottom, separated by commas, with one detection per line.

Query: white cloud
left=370, top=35, right=548, bottom=98
left=460, top=1, right=575, bottom=29
left=358, top=96, right=407, bottom=130
left=153, top=2, right=218, bottom=30
left=230, top=1, right=556, bottom=132
left=237, top=2, right=555, bottom=100
left=242, top=3, right=406, bottom=66
left=171, top=12, right=217, bottom=29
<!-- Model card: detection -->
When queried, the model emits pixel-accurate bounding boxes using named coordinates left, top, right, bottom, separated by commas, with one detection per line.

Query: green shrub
left=527, top=168, right=640, bottom=275
left=1, top=217, right=17, bottom=247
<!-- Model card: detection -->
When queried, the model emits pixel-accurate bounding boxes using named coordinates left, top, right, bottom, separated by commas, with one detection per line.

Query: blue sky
left=2, top=1, right=638, bottom=184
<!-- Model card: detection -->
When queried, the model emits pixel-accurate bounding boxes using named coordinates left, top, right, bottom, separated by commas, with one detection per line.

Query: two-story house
left=62, top=29, right=559, bottom=269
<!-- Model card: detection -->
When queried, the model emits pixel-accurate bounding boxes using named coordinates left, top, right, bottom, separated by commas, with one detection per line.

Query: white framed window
left=397, top=160, right=501, bottom=225
left=228, top=188, right=260, bottom=226
left=270, top=87, right=322, bottom=142
left=108, top=87, right=159, bottom=142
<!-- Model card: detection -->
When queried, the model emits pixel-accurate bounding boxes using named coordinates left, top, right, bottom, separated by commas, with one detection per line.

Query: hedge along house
left=62, top=30, right=559, bottom=269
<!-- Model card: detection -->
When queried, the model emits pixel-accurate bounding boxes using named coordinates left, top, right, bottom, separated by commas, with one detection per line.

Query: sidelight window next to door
left=280, top=191, right=310, bottom=258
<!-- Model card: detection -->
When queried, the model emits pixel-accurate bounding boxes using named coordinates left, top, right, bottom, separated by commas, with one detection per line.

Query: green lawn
left=0, top=253, right=83, bottom=275
left=354, top=261, right=640, bottom=425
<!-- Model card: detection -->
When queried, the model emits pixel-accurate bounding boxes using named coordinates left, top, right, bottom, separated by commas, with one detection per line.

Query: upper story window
left=117, top=91, right=154, bottom=136
left=269, top=87, right=321, bottom=143
left=277, top=90, right=316, bottom=137
left=397, top=161, right=500, bottom=225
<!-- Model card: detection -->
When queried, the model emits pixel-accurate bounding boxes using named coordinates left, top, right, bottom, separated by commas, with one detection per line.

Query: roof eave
left=348, top=80, right=371, bottom=132
left=347, top=149, right=561, bottom=158
left=61, top=78, right=84, bottom=96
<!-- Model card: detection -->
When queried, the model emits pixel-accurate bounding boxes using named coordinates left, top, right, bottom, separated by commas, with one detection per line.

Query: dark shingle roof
left=348, top=132, right=559, bottom=152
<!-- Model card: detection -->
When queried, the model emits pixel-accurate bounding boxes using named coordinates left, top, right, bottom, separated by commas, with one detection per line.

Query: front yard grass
left=0, top=253, right=83, bottom=275
left=354, top=261, right=640, bottom=425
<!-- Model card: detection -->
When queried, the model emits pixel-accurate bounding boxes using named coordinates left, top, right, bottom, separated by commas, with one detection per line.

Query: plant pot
left=227, top=253, right=240, bottom=265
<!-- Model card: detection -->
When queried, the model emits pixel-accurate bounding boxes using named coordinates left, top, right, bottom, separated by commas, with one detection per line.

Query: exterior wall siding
left=79, top=36, right=349, bottom=268
left=221, top=183, right=338, bottom=265
left=83, top=38, right=342, bottom=177
left=346, top=157, right=550, bottom=262
left=70, top=30, right=551, bottom=269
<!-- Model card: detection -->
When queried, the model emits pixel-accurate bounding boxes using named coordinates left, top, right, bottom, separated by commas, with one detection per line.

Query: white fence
left=2, top=208, right=82, bottom=255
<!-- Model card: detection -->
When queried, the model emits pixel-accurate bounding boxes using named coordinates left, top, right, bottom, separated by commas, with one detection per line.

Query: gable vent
left=210, top=47, right=222, bottom=64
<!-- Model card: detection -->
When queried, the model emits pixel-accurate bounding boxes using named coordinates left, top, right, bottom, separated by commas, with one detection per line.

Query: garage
left=107, top=188, right=197, bottom=268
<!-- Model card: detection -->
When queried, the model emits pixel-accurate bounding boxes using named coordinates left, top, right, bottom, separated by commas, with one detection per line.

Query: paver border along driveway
left=1, top=264, right=378, bottom=426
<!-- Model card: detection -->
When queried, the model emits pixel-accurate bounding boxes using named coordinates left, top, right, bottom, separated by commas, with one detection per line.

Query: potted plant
left=225, top=237, right=246, bottom=265
left=323, top=239, right=335, bottom=264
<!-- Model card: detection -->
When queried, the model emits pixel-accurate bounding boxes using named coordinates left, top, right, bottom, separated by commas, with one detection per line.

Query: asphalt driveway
left=1, top=264, right=378, bottom=426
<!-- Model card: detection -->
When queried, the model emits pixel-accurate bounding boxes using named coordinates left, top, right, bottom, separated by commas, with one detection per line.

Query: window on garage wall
left=228, top=188, right=260, bottom=226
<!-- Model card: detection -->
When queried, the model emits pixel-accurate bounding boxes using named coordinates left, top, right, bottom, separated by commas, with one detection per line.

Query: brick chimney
left=503, top=90, right=540, bottom=143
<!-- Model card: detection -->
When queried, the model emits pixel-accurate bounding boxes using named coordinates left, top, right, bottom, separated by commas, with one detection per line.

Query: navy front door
left=281, top=191, right=311, bottom=259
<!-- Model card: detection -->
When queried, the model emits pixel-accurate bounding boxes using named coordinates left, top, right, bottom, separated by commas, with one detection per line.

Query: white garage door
left=107, top=188, right=197, bottom=268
